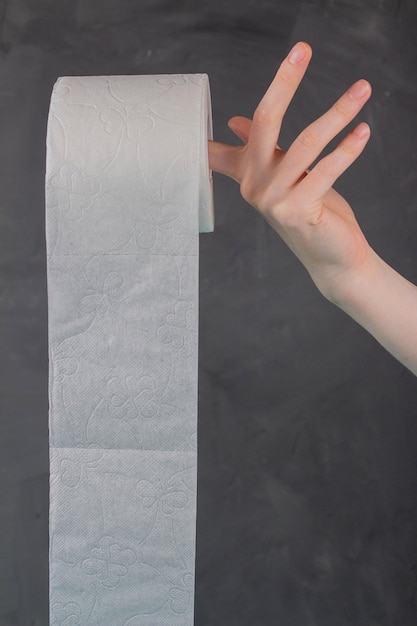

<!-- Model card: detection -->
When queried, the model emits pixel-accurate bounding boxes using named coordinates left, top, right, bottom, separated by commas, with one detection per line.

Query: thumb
left=228, top=116, right=252, bottom=144
left=228, top=116, right=284, bottom=152
left=207, top=116, right=254, bottom=181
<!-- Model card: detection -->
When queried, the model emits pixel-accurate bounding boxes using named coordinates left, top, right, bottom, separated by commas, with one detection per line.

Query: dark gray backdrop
left=1, top=0, right=417, bottom=624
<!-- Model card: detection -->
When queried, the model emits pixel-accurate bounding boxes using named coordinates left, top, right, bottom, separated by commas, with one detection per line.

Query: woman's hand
left=208, top=41, right=373, bottom=302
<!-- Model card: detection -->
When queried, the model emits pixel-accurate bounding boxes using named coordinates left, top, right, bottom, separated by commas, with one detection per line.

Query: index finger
left=248, top=42, right=312, bottom=168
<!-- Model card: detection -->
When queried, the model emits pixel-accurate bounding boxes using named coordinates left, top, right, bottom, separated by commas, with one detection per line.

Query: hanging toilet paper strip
left=45, top=73, right=213, bottom=625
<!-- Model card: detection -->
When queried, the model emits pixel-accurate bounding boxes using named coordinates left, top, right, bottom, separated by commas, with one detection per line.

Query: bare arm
left=331, top=247, right=417, bottom=376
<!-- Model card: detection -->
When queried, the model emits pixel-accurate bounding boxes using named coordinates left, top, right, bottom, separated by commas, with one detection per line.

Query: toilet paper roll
left=45, top=73, right=213, bottom=625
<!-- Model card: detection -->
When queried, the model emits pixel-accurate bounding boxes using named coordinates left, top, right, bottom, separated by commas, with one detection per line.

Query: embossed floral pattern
left=169, top=572, right=194, bottom=614
left=82, top=536, right=137, bottom=587
left=48, top=163, right=100, bottom=220
left=79, top=269, right=124, bottom=315
left=51, top=601, right=82, bottom=626
left=57, top=447, right=103, bottom=488
left=99, top=107, right=154, bottom=140
left=157, top=299, right=197, bottom=355
left=106, top=375, right=159, bottom=420
left=134, top=201, right=180, bottom=250
left=136, top=478, right=188, bottom=515
left=53, top=356, right=78, bottom=383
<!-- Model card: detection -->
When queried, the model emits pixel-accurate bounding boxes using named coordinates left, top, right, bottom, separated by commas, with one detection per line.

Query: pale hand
left=208, top=42, right=373, bottom=303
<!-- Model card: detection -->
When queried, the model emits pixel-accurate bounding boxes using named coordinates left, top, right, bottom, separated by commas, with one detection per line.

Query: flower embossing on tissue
left=51, top=601, right=82, bottom=626
left=135, top=201, right=179, bottom=250
left=136, top=478, right=188, bottom=516
left=106, top=375, right=159, bottom=420
left=53, top=356, right=79, bottom=383
left=49, top=163, right=100, bottom=220
left=169, top=572, right=194, bottom=614
left=80, top=264, right=124, bottom=316
left=58, top=449, right=103, bottom=488
left=157, top=299, right=197, bottom=353
left=81, top=535, right=136, bottom=587
left=99, top=107, right=154, bottom=140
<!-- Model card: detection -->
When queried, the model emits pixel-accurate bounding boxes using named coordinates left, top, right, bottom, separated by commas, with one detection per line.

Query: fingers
left=293, top=122, right=371, bottom=204
left=248, top=42, right=312, bottom=168
left=211, top=42, right=372, bottom=203
left=281, top=79, right=372, bottom=186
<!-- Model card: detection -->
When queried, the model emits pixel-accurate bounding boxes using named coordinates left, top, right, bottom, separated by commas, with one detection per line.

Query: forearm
left=329, top=247, right=417, bottom=376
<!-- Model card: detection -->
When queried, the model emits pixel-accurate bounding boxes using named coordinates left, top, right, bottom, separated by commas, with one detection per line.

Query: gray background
left=1, top=0, right=417, bottom=624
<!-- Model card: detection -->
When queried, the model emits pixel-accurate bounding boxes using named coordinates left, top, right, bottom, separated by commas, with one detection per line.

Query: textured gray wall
left=1, top=0, right=417, bottom=624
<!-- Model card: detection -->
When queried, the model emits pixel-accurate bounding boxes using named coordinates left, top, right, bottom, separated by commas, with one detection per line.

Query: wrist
left=321, top=245, right=384, bottom=310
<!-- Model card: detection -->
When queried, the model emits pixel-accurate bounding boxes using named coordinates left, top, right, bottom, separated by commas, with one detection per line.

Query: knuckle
left=333, top=98, right=351, bottom=118
left=240, top=177, right=278, bottom=215
left=316, top=157, right=336, bottom=178
left=274, top=201, right=295, bottom=226
left=240, top=177, right=257, bottom=203
left=276, top=67, right=292, bottom=86
left=297, top=127, right=319, bottom=149
left=253, top=106, right=270, bottom=126
left=272, top=201, right=302, bottom=232
left=340, top=138, right=357, bottom=157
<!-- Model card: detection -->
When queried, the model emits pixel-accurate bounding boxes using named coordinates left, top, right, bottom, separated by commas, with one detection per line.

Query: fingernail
left=288, top=43, right=306, bottom=64
left=347, top=79, right=370, bottom=100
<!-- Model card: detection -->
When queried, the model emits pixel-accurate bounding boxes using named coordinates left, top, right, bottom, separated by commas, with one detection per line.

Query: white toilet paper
left=45, top=73, right=213, bottom=625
